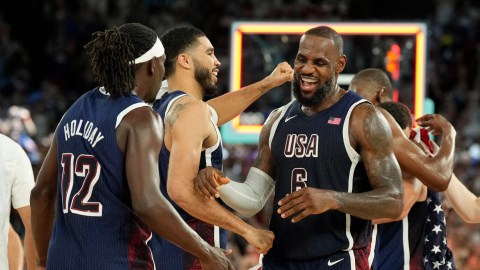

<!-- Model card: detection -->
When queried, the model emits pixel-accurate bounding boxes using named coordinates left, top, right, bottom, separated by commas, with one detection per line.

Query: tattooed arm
left=379, top=109, right=456, bottom=191
left=277, top=103, right=403, bottom=222
left=164, top=96, right=274, bottom=254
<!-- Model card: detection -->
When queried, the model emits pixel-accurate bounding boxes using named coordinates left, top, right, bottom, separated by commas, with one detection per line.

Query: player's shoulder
left=264, top=101, right=295, bottom=126
left=350, top=102, right=385, bottom=126
left=168, top=95, right=211, bottom=119
left=122, top=106, right=161, bottom=130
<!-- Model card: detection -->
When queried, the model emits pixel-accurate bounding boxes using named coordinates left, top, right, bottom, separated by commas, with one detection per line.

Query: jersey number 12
left=61, top=153, right=103, bottom=217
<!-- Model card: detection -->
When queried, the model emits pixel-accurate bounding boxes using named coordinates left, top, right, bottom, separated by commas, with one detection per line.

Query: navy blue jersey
left=48, top=87, right=154, bottom=270
left=370, top=200, right=427, bottom=270
left=264, top=91, right=371, bottom=269
left=150, top=90, right=227, bottom=269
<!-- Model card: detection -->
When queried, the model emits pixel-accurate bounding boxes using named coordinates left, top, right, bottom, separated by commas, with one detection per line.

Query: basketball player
left=370, top=101, right=428, bottom=270
left=30, top=23, right=233, bottom=270
left=150, top=25, right=293, bottom=269
left=1, top=132, right=36, bottom=270
left=196, top=25, right=405, bottom=270
left=349, top=68, right=457, bottom=270
left=349, top=68, right=456, bottom=191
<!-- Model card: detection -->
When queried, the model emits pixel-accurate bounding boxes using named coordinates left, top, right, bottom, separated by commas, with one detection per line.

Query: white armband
left=219, top=167, right=275, bottom=217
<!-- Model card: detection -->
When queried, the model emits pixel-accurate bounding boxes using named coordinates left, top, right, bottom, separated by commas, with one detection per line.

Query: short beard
left=193, top=59, right=218, bottom=97
left=292, top=76, right=335, bottom=107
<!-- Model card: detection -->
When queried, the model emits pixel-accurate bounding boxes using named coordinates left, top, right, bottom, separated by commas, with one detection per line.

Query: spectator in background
left=0, top=133, right=36, bottom=270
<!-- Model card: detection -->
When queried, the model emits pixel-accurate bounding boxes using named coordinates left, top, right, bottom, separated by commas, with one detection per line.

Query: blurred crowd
left=2, top=0, right=480, bottom=269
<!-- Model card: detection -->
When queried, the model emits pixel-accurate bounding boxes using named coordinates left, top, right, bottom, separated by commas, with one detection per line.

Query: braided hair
left=84, top=22, right=157, bottom=98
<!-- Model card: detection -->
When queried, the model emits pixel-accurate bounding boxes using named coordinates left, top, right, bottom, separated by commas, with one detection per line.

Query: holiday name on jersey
left=63, top=119, right=104, bottom=148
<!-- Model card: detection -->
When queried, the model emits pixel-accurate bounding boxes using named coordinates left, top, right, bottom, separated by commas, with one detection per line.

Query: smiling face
left=292, top=34, right=345, bottom=107
left=190, top=36, right=221, bottom=97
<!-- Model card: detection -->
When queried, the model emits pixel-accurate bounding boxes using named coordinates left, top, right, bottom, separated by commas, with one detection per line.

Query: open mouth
left=300, top=76, right=319, bottom=92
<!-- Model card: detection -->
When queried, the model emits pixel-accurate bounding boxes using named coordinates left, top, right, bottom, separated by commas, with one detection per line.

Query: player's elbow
left=167, top=187, right=193, bottom=210
left=30, top=185, right=56, bottom=206
left=428, top=175, right=451, bottom=192
left=132, top=198, right=160, bottom=217
left=385, top=191, right=404, bottom=219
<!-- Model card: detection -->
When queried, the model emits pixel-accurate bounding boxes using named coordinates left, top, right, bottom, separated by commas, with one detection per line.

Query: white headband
left=129, top=37, right=164, bottom=65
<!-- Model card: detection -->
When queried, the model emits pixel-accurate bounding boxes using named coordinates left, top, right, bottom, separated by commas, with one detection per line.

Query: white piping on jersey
left=342, top=98, right=367, bottom=252
left=348, top=249, right=355, bottom=270
left=205, top=105, right=222, bottom=167
left=164, top=93, right=188, bottom=118
left=115, top=103, right=150, bottom=129
left=403, top=217, right=411, bottom=270
left=368, top=224, right=378, bottom=267
left=343, top=156, right=360, bottom=252
left=145, top=232, right=157, bottom=270
left=268, top=100, right=294, bottom=149
left=342, top=99, right=367, bottom=162
left=214, top=225, right=220, bottom=248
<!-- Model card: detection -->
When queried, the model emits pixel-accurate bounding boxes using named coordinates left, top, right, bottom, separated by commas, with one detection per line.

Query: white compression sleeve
left=218, top=167, right=275, bottom=217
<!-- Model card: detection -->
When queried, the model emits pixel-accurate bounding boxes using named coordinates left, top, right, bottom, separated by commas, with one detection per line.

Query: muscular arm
left=118, top=107, right=215, bottom=260
left=207, top=62, right=293, bottom=126
left=30, top=137, right=58, bottom=268
left=445, top=173, right=480, bottom=223
left=374, top=175, right=425, bottom=224
left=165, top=98, right=269, bottom=247
left=332, top=104, right=403, bottom=220
left=380, top=109, right=455, bottom=191
left=274, top=105, right=402, bottom=222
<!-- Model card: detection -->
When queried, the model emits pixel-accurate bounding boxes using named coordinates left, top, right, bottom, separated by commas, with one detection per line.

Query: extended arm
left=165, top=98, right=273, bottom=253
left=207, top=62, right=293, bottom=126
left=119, top=107, right=231, bottom=267
left=333, top=104, right=403, bottom=219
left=31, top=137, right=58, bottom=268
left=381, top=109, right=455, bottom=191
left=195, top=166, right=274, bottom=217
left=445, top=174, right=480, bottom=223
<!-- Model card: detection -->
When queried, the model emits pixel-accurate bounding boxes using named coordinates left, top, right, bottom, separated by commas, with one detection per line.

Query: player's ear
left=177, top=53, right=192, bottom=70
left=335, top=55, right=347, bottom=73
left=378, top=87, right=387, bottom=103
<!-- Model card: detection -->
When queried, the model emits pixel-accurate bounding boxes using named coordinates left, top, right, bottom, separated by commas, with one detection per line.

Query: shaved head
left=349, top=68, right=393, bottom=105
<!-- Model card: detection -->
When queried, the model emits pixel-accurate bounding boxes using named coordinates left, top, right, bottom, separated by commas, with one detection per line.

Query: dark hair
left=84, top=22, right=157, bottom=98
left=378, top=101, right=412, bottom=130
left=160, top=26, right=206, bottom=78
left=350, top=68, right=394, bottom=99
left=305, top=26, right=343, bottom=55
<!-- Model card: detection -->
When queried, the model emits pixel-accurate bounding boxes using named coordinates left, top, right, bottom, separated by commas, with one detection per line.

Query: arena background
left=1, top=0, right=480, bottom=269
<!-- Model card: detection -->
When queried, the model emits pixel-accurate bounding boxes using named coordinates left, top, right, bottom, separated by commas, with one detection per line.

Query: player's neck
left=167, top=74, right=203, bottom=100
left=302, top=85, right=345, bottom=114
